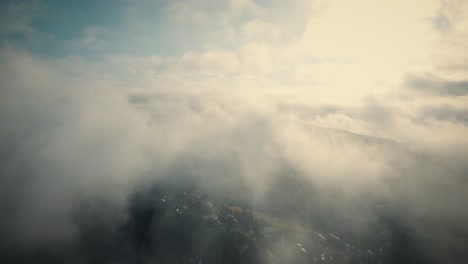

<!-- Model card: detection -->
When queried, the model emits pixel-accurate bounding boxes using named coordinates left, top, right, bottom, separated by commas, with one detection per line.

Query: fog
left=0, top=45, right=467, bottom=263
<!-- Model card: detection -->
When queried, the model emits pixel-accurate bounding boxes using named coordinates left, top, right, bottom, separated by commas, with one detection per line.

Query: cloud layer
left=1, top=44, right=468, bottom=262
left=1, top=0, right=468, bottom=263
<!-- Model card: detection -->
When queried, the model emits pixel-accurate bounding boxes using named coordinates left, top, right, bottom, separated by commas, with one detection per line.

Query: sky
left=1, top=0, right=465, bottom=161
left=1, top=0, right=468, bottom=263
left=2, top=0, right=467, bottom=99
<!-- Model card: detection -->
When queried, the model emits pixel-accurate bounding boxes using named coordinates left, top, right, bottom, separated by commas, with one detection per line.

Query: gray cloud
left=432, top=11, right=452, bottom=32
left=405, top=73, right=468, bottom=96
left=418, top=104, right=468, bottom=124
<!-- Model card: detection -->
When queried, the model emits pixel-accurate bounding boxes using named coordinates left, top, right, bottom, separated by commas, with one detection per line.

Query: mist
left=0, top=46, right=467, bottom=263
left=1, top=0, right=468, bottom=263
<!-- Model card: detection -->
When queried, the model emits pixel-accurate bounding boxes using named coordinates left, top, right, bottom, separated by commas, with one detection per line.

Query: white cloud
left=239, top=42, right=273, bottom=74
left=177, top=49, right=240, bottom=74
left=242, top=19, right=280, bottom=42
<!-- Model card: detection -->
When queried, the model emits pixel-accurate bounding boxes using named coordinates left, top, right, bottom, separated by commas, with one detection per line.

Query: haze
left=1, top=1, right=467, bottom=263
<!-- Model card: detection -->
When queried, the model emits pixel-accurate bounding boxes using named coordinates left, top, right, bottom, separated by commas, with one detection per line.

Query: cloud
left=419, top=104, right=468, bottom=124
left=432, top=11, right=452, bottom=32
left=1, top=46, right=468, bottom=262
left=432, top=0, right=468, bottom=32
left=0, top=0, right=42, bottom=38
left=241, top=19, right=280, bottom=42
left=169, top=0, right=261, bottom=23
left=405, top=73, right=468, bottom=96
left=1, top=1, right=468, bottom=262
left=0, top=47, right=150, bottom=246
left=178, top=50, right=240, bottom=74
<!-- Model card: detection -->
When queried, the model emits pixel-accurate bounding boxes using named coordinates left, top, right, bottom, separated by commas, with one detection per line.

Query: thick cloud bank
left=1, top=48, right=468, bottom=263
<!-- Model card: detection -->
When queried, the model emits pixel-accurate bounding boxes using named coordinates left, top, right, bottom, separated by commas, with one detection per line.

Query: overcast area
left=1, top=1, right=468, bottom=263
